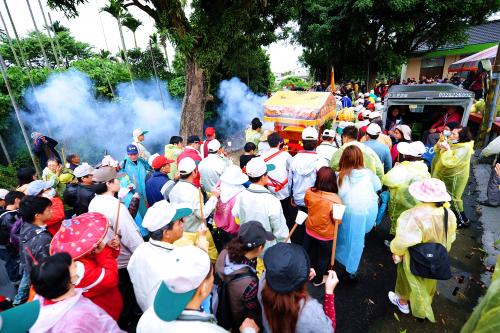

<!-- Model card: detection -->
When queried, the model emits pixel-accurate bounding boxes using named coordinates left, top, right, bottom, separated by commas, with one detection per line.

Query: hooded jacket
left=0, top=210, right=20, bottom=248
left=214, top=249, right=260, bottom=329
left=19, top=222, right=52, bottom=274
left=288, top=151, right=328, bottom=207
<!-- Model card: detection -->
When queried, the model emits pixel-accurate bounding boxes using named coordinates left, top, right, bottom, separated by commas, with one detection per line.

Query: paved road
left=309, top=157, right=491, bottom=333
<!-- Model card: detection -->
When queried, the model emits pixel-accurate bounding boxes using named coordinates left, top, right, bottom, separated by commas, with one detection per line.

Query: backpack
left=161, top=179, right=179, bottom=202
left=408, top=209, right=452, bottom=280
left=214, top=271, right=256, bottom=330
left=9, top=216, right=24, bottom=251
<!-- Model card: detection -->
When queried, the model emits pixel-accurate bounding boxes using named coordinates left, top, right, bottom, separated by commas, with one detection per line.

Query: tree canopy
left=295, top=0, right=500, bottom=85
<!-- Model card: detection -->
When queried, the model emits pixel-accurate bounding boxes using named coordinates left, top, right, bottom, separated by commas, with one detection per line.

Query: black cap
left=446, top=122, right=460, bottom=131
left=187, top=135, right=201, bottom=144
left=238, top=221, right=275, bottom=248
left=264, top=243, right=310, bottom=294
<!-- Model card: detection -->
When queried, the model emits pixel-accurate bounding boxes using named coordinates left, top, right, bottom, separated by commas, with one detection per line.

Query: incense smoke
left=22, top=69, right=181, bottom=163
left=216, top=77, right=269, bottom=149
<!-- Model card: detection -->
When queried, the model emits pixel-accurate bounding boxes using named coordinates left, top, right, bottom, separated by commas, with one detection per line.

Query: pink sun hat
left=50, top=212, right=109, bottom=260
left=409, top=178, right=451, bottom=203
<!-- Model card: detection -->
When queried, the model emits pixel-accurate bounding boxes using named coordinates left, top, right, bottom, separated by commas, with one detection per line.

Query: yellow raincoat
left=245, top=128, right=262, bottom=146
left=164, top=144, right=183, bottom=179
left=390, top=203, right=457, bottom=322
left=382, top=161, right=431, bottom=235
left=330, top=141, right=385, bottom=179
left=431, top=141, right=474, bottom=212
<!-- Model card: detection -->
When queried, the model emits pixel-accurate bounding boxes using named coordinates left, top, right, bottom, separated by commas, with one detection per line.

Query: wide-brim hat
left=93, top=166, right=125, bottom=183
left=409, top=178, right=451, bottom=203
left=50, top=212, right=109, bottom=260
left=220, top=165, right=249, bottom=185
left=397, top=141, right=426, bottom=157
left=395, top=125, right=412, bottom=141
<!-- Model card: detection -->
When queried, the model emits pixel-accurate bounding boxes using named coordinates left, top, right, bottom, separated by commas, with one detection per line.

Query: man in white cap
left=232, top=157, right=288, bottom=253
left=260, top=132, right=295, bottom=224
left=63, top=163, right=96, bottom=216
left=168, top=157, right=220, bottom=262
left=288, top=127, right=328, bottom=241
left=0, top=189, right=8, bottom=210
left=128, top=200, right=196, bottom=311
left=136, top=246, right=229, bottom=332
left=197, top=139, right=232, bottom=194
left=363, top=123, right=392, bottom=173
left=375, top=97, right=383, bottom=112
left=316, top=129, right=339, bottom=164
left=360, top=112, right=392, bottom=149
left=356, top=109, right=371, bottom=129
left=132, top=128, right=151, bottom=160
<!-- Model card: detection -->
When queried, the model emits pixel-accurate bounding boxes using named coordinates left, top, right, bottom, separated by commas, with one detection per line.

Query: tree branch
left=123, top=0, right=158, bottom=21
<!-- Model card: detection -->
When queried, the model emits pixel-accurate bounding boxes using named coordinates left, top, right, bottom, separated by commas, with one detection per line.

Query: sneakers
left=388, top=291, right=410, bottom=314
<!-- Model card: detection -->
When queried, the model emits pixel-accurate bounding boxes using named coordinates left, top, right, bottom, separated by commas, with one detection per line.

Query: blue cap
left=26, top=179, right=55, bottom=196
left=127, top=144, right=139, bottom=155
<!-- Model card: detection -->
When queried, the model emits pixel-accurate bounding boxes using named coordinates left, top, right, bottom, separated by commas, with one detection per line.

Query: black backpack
left=215, top=271, right=256, bottom=330
left=409, top=208, right=452, bottom=280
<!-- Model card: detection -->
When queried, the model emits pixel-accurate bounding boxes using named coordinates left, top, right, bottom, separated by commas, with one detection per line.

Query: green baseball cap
left=0, top=300, right=40, bottom=333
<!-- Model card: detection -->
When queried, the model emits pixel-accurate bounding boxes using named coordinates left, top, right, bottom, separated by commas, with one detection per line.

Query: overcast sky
left=0, top=0, right=303, bottom=73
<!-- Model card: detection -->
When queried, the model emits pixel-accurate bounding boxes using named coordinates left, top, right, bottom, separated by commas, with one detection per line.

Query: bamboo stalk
left=148, top=40, right=167, bottom=112
left=25, top=0, right=51, bottom=70
left=0, top=54, right=41, bottom=176
left=0, top=133, right=12, bottom=164
left=36, top=0, right=61, bottom=67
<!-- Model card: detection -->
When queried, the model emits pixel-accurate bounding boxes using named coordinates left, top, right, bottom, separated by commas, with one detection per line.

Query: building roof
left=417, top=20, right=500, bottom=54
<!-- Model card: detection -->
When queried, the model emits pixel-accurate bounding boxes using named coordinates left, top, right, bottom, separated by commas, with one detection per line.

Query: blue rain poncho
left=336, top=168, right=381, bottom=274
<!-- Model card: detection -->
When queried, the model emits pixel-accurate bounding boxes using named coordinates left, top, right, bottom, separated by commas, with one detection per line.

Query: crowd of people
left=0, top=87, right=498, bottom=332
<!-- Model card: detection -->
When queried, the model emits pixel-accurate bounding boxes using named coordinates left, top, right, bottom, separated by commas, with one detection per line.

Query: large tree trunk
left=367, top=60, right=378, bottom=91
left=180, top=58, right=207, bottom=139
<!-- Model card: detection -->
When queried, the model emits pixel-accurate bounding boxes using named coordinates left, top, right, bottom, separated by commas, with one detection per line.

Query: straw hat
left=409, top=178, right=451, bottom=203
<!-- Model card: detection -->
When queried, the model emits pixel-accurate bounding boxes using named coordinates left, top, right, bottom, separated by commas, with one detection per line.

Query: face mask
left=451, top=139, right=459, bottom=144
left=443, top=130, right=451, bottom=137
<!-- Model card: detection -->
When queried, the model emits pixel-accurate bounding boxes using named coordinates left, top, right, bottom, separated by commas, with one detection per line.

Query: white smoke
left=22, top=69, right=181, bottom=163
left=216, top=77, right=268, bottom=149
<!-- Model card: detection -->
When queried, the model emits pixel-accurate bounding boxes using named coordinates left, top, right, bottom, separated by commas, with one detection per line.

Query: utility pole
left=479, top=44, right=500, bottom=147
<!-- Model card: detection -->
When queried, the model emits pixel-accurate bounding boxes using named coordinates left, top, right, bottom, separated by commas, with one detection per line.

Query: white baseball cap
left=358, top=92, right=363, bottom=98
left=302, top=127, right=319, bottom=140
left=133, top=128, right=148, bottom=137
left=0, top=189, right=9, bottom=200
left=246, top=157, right=275, bottom=178
left=376, top=97, right=382, bottom=102
left=74, top=163, right=94, bottom=178
left=148, top=153, right=160, bottom=167
left=101, top=155, right=119, bottom=168
left=322, top=129, right=334, bottom=138
left=364, top=92, right=370, bottom=97
left=362, top=109, right=371, bottom=118
left=153, top=246, right=211, bottom=321
left=178, top=157, right=197, bottom=175
left=368, top=111, right=381, bottom=120
left=397, top=141, right=426, bottom=157
left=207, top=139, right=221, bottom=153
left=366, top=123, right=382, bottom=135
left=142, top=200, right=192, bottom=232
left=220, top=165, right=249, bottom=185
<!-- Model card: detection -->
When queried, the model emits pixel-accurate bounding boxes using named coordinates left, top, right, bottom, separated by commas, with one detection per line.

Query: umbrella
left=448, top=45, right=498, bottom=73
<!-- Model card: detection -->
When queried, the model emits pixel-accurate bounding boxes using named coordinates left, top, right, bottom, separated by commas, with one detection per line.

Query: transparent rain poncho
left=431, top=141, right=474, bottom=212
left=390, top=203, right=457, bottom=322
left=382, top=161, right=431, bottom=234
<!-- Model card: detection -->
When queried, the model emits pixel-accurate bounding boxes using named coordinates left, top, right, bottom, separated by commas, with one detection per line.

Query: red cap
left=366, top=103, right=375, bottom=110
left=152, top=155, right=174, bottom=169
left=205, top=127, right=216, bottom=136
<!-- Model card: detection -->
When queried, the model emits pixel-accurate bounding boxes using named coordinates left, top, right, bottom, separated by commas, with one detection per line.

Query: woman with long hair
left=214, top=221, right=275, bottom=331
left=261, top=243, right=338, bottom=333
left=335, top=145, right=381, bottom=280
left=29, top=252, right=124, bottom=332
left=388, top=179, right=457, bottom=322
left=432, top=126, right=474, bottom=228
left=304, top=167, right=342, bottom=286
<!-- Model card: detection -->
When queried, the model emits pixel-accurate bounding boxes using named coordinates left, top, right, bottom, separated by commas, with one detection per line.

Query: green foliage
left=0, top=31, right=93, bottom=68
left=295, top=0, right=500, bottom=81
left=127, top=46, right=169, bottom=81
left=70, top=57, right=130, bottom=97
left=0, top=150, right=33, bottom=189
left=278, top=76, right=310, bottom=90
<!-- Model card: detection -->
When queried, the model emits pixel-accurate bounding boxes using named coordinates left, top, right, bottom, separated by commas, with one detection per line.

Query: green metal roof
left=423, top=42, right=498, bottom=58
